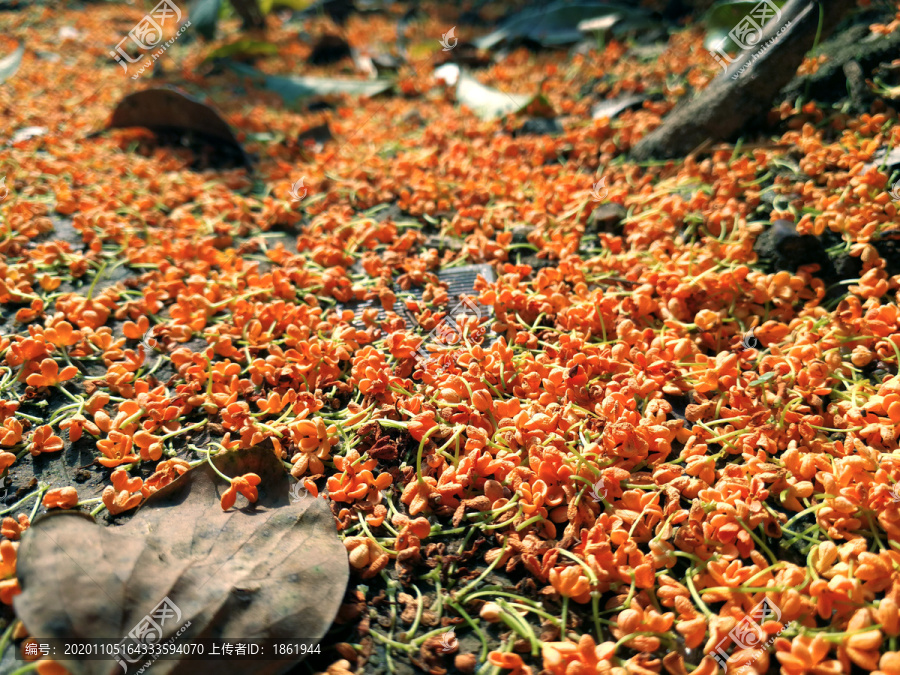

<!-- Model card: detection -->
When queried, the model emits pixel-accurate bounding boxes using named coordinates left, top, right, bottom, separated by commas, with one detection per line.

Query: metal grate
left=337, top=264, right=497, bottom=351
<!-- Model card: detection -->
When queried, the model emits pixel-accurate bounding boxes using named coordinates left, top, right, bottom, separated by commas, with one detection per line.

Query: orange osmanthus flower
left=25, top=358, right=78, bottom=388
left=102, top=469, right=144, bottom=515
left=1, top=514, right=29, bottom=540
left=0, top=540, right=21, bottom=604
left=29, top=426, right=63, bottom=456
left=42, top=487, right=78, bottom=510
left=0, top=420, right=23, bottom=448
left=220, top=473, right=262, bottom=511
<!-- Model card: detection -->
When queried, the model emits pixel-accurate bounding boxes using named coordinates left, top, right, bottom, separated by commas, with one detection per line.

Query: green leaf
left=224, top=61, right=393, bottom=107
left=704, top=0, right=786, bottom=52
left=205, top=38, right=279, bottom=61
left=456, top=71, right=534, bottom=121
left=191, top=0, right=222, bottom=41
left=748, top=371, right=776, bottom=387
left=0, top=41, right=24, bottom=84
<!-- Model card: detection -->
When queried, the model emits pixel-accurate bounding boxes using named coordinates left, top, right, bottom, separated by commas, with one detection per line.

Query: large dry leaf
left=105, top=87, right=251, bottom=166
left=14, top=444, right=348, bottom=675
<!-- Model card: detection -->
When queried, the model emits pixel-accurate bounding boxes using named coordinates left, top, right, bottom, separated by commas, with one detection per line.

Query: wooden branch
left=630, top=0, right=856, bottom=161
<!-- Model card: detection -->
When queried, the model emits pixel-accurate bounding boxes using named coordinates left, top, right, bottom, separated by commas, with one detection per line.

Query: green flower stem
left=409, top=624, right=454, bottom=647
left=84, top=260, right=108, bottom=301
left=356, top=512, right=395, bottom=554
left=444, top=599, right=490, bottom=664
left=556, top=548, right=599, bottom=585
left=431, top=578, right=444, bottom=623
left=429, top=525, right=468, bottom=536
left=369, top=629, right=416, bottom=653
left=685, top=568, right=713, bottom=618
left=0, top=619, right=16, bottom=663
left=436, top=426, right=464, bottom=466
left=515, top=513, right=548, bottom=531
left=455, top=536, right=510, bottom=602
left=464, top=590, right=541, bottom=607
left=798, top=624, right=883, bottom=642
left=480, top=510, right=519, bottom=531
left=415, top=425, right=442, bottom=484
left=738, top=520, right=777, bottom=565
left=496, top=598, right=540, bottom=656
left=345, top=406, right=376, bottom=430
left=592, top=593, right=603, bottom=641
left=48, top=400, right=84, bottom=427
left=0, top=485, right=46, bottom=516
left=613, top=630, right=672, bottom=651
left=118, top=407, right=146, bottom=430
left=143, top=354, right=166, bottom=378
left=159, top=419, right=208, bottom=442
left=741, top=561, right=787, bottom=587
left=377, top=419, right=409, bottom=430
left=780, top=523, right=824, bottom=546
left=400, top=585, right=425, bottom=642
left=466, top=495, right=520, bottom=520
left=203, top=445, right=234, bottom=483
left=560, top=595, right=569, bottom=640
left=28, top=486, right=48, bottom=520
left=55, top=384, right=82, bottom=403
left=507, top=601, right=565, bottom=628
left=253, top=421, right=283, bottom=438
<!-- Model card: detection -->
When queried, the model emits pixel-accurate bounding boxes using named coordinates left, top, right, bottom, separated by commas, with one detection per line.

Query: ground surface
left=1, top=1, right=900, bottom=675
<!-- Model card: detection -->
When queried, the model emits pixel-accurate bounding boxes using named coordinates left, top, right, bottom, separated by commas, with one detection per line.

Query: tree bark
left=778, top=19, right=900, bottom=107
left=630, top=0, right=857, bottom=161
